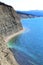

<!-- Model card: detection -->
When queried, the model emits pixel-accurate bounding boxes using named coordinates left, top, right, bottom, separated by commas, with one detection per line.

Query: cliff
left=0, top=2, right=23, bottom=65
left=0, top=2, right=23, bottom=38
left=16, top=11, right=40, bottom=18
left=0, top=35, right=19, bottom=65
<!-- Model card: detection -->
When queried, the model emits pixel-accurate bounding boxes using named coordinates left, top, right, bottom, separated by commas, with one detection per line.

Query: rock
left=0, top=35, right=19, bottom=65
left=0, top=2, right=23, bottom=37
left=0, top=2, right=23, bottom=65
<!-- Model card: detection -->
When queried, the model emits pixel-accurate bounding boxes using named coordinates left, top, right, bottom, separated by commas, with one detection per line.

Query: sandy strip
left=4, top=29, right=25, bottom=43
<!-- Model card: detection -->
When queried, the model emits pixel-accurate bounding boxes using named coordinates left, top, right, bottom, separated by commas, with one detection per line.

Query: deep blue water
left=8, top=17, right=43, bottom=65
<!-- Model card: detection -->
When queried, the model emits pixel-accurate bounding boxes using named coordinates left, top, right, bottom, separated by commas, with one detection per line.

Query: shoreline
left=4, top=28, right=25, bottom=43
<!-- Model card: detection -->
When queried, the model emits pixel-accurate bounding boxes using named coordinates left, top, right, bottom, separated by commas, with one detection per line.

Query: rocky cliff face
left=0, top=2, right=23, bottom=37
left=0, top=35, right=19, bottom=65
left=0, top=2, right=23, bottom=65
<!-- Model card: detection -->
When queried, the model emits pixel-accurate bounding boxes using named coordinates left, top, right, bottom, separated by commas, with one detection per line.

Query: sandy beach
left=4, top=29, right=25, bottom=43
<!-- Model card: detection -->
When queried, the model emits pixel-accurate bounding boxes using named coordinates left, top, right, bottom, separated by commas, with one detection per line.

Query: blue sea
left=8, top=17, right=43, bottom=65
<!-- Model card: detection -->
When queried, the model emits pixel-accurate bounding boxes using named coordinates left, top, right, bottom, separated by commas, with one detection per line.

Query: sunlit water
left=8, top=17, right=43, bottom=65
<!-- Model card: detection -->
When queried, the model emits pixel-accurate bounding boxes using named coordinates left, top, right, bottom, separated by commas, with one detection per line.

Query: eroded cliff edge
left=0, top=2, right=23, bottom=37
left=0, top=2, right=23, bottom=65
left=0, top=35, right=19, bottom=65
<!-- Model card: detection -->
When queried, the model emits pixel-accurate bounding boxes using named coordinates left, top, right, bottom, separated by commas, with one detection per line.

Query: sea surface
left=8, top=17, right=43, bottom=65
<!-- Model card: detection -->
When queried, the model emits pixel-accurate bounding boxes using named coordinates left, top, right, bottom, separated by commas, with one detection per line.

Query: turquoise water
left=8, top=17, right=43, bottom=65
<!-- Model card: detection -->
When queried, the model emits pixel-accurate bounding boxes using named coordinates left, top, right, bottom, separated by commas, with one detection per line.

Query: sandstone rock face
left=0, top=2, right=23, bottom=65
left=0, top=2, right=23, bottom=37
left=0, top=35, right=19, bottom=65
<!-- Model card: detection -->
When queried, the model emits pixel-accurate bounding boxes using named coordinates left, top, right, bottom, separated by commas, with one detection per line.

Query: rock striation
left=0, top=35, right=19, bottom=65
left=0, top=2, right=23, bottom=65
left=0, top=2, right=23, bottom=38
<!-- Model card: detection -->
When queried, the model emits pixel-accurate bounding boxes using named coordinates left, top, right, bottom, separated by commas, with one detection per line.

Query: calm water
left=8, top=17, right=43, bottom=65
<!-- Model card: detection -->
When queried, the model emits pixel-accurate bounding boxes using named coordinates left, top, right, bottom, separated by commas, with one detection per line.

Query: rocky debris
left=0, top=2, right=23, bottom=65
left=0, top=35, right=19, bottom=65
